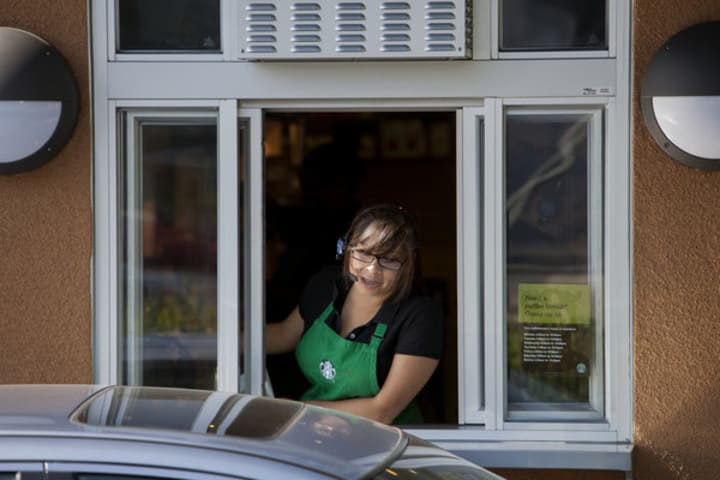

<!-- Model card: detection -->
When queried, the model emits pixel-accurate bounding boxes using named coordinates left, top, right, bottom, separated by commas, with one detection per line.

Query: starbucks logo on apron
left=319, top=360, right=336, bottom=381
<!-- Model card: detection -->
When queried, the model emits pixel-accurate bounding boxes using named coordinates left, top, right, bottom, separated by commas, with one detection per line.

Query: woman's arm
left=305, top=353, right=439, bottom=424
left=265, top=306, right=305, bottom=354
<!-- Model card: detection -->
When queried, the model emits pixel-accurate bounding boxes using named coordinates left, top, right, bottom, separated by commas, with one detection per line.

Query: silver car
left=0, top=385, right=503, bottom=480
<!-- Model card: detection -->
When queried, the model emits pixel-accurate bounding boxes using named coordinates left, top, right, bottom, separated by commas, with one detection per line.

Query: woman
left=266, top=203, right=443, bottom=425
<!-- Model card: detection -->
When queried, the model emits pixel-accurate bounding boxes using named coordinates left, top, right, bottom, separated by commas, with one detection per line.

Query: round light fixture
left=640, top=21, right=720, bottom=170
left=0, top=27, right=79, bottom=174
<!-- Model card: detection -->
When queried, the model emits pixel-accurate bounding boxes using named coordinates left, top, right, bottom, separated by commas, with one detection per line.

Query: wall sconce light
left=641, top=21, right=720, bottom=170
left=0, top=27, right=79, bottom=175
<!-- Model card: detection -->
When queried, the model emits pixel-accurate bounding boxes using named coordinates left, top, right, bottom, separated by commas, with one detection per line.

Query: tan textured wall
left=0, top=0, right=91, bottom=383
left=633, top=2, right=720, bottom=480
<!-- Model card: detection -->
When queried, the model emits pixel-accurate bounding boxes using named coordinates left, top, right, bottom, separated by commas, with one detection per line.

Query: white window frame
left=120, top=110, right=222, bottom=387
left=95, top=100, right=243, bottom=391
left=500, top=101, right=606, bottom=424
left=238, top=107, right=264, bottom=395
left=459, top=105, right=491, bottom=426
left=91, top=0, right=633, bottom=471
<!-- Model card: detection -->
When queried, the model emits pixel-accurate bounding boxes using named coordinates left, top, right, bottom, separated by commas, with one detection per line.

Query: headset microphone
left=347, top=272, right=358, bottom=283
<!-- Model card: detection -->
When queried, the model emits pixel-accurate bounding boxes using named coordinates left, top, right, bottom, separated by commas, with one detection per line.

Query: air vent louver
left=239, top=0, right=469, bottom=59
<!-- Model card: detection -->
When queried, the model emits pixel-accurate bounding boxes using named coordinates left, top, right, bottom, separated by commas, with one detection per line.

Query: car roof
left=0, top=384, right=406, bottom=480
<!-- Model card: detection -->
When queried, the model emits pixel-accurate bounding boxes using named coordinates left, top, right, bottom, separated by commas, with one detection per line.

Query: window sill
left=406, top=430, right=632, bottom=471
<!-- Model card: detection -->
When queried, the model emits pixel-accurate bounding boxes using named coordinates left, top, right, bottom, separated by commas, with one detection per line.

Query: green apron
left=295, top=302, right=422, bottom=425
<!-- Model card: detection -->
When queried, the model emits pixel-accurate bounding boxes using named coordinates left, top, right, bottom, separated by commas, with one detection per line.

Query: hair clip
left=336, top=237, right=346, bottom=259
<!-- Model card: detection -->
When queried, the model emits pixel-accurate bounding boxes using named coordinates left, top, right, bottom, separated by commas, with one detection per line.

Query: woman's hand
left=305, top=353, right=439, bottom=424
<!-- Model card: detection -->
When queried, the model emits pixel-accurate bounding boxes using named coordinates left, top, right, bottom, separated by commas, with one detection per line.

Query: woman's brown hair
left=341, top=203, right=419, bottom=303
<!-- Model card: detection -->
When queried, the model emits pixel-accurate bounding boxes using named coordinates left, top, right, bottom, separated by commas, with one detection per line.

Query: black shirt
left=298, top=266, right=444, bottom=387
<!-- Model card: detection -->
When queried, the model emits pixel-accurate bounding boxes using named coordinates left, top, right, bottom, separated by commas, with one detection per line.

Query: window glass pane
left=505, top=110, right=603, bottom=419
left=120, top=118, right=218, bottom=389
left=500, top=0, right=607, bottom=51
left=117, top=0, right=221, bottom=52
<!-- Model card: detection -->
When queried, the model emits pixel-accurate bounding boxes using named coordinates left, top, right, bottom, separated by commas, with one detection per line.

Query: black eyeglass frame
left=348, top=248, right=403, bottom=271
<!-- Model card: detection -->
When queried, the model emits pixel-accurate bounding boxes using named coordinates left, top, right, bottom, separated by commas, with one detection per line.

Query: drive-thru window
left=91, top=0, right=632, bottom=471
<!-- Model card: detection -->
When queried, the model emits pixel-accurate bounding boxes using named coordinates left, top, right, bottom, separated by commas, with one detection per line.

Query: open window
left=262, top=110, right=459, bottom=424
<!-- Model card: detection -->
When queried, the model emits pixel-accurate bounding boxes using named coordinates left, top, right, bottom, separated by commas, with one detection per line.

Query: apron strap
left=317, top=302, right=335, bottom=323
left=369, top=322, right=388, bottom=348
left=369, top=302, right=398, bottom=348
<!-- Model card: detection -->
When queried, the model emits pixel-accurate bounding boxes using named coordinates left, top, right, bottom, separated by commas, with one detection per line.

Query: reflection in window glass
left=117, top=0, right=221, bottom=52
left=505, top=110, right=603, bottom=418
left=76, top=386, right=212, bottom=431
left=120, top=119, right=218, bottom=389
left=501, top=0, right=607, bottom=51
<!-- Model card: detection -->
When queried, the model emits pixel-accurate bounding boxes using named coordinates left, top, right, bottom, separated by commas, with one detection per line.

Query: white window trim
left=91, top=0, right=633, bottom=469
left=458, top=106, right=487, bottom=426
left=93, top=98, right=119, bottom=385
left=122, top=110, right=141, bottom=386
left=217, top=100, right=240, bottom=392
left=238, top=107, right=264, bottom=395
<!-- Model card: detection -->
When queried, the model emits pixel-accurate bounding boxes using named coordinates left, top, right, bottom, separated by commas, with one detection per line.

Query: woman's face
left=348, top=223, right=402, bottom=301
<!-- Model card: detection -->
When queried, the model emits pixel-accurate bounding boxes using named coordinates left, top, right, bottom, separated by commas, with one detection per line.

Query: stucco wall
left=633, top=2, right=720, bottom=479
left=0, top=0, right=91, bottom=383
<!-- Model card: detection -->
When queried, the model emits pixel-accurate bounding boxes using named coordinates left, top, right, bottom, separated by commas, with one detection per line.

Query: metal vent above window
left=238, top=0, right=469, bottom=59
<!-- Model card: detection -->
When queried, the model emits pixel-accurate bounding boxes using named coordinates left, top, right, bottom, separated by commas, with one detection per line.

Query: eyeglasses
left=349, top=248, right=402, bottom=271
